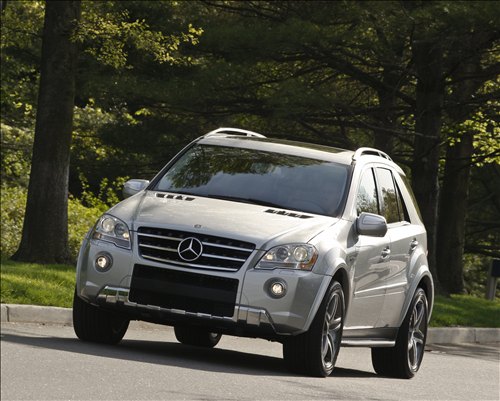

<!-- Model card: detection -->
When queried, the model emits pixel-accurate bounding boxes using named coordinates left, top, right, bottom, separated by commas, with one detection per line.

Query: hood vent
left=156, top=193, right=195, bottom=201
left=264, top=209, right=313, bottom=219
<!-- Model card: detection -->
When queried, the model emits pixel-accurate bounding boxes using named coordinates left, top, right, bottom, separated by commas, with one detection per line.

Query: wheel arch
left=301, top=264, right=350, bottom=334
left=398, top=268, right=434, bottom=327
left=417, top=274, right=434, bottom=322
left=332, top=266, right=350, bottom=316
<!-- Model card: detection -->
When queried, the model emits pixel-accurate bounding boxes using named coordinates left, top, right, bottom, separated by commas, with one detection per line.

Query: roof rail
left=204, top=127, right=266, bottom=138
left=352, top=147, right=393, bottom=162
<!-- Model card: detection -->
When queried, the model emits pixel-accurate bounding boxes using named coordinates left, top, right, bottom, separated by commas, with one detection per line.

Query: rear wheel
left=371, top=287, right=428, bottom=379
left=73, top=288, right=129, bottom=344
left=283, top=280, right=345, bottom=377
left=174, top=326, right=222, bottom=348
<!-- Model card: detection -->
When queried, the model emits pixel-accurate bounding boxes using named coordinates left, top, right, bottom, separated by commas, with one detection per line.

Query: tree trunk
left=436, top=132, right=473, bottom=293
left=411, top=39, right=444, bottom=288
left=436, top=42, right=482, bottom=294
left=12, top=0, right=81, bottom=263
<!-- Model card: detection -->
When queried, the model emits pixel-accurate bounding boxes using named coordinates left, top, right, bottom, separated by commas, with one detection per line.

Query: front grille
left=129, top=264, right=239, bottom=317
left=137, top=227, right=255, bottom=272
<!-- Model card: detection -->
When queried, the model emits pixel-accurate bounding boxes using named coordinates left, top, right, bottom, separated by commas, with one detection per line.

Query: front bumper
left=76, top=236, right=330, bottom=339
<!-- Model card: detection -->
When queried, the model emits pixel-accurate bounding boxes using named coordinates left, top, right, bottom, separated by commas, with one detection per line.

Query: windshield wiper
left=205, top=194, right=284, bottom=208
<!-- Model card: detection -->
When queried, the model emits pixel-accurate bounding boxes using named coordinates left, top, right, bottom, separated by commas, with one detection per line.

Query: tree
left=13, top=1, right=81, bottom=263
left=436, top=23, right=500, bottom=293
left=5, top=0, right=202, bottom=263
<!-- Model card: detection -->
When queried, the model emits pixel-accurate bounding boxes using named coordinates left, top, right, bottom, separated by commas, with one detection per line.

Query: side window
left=395, top=182, right=411, bottom=223
left=376, top=168, right=401, bottom=224
left=400, top=174, right=423, bottom=222
left=356, top=168, right=379, bottom=215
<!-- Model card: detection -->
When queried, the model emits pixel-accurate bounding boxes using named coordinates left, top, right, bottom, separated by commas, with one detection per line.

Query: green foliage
left=0, top=123, right=33, bottom=187
left=78, top=174, right=129, bottom=210
left=431, top=294, right=500, bottom=328
left=0, top=184, right=122, bottom=260
left=0, top=259, right=75, bottom=308
left=0, top=186, right=27, bottom=257
left=74, top=1, right=202, bottom=69
left=463, top=254, right=497, bottom=297
left=67, top=196, right=102, bottom=260
left=0, top=1, right=43, bottom=127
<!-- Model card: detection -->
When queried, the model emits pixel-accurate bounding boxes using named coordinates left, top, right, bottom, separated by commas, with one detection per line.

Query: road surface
left=1, top=322, right=498, bottom=400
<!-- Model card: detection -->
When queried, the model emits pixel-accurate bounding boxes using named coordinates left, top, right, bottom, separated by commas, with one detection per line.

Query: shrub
left=1, top=185, right=112, bottom=261
left=0, top=185, right=27, bottom=257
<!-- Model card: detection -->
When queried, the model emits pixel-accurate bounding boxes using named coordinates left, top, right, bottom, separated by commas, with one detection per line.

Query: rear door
left=345, top=167, right=390, bottom=329
left=374, top=168, right=425, bottom=327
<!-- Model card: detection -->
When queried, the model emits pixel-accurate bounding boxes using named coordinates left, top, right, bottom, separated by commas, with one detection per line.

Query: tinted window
left=395, top=182, right=411, bottom=222
left=400, top=174, right=422, bottom=222
left=154, top=145, right=350, bottom=217
left=376, top=168, right=400, bottom=223
left=356, top=169, right=379, bottom=215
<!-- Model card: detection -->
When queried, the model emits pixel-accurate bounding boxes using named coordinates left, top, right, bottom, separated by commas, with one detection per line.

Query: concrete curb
left=1, top=303, right=499, bottom=344
left=1, top=303, right=72, bottom=326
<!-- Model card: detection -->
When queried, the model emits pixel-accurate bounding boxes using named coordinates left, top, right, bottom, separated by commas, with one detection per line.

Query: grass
left=1, top=259, right=499, bottom=327
left=1, top=259, right=75, bottom=308
left=430, top=294, right=500, bottom=328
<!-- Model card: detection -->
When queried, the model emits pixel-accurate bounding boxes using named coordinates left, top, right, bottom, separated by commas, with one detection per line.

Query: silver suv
left=73, top=128, right=434, bottom=378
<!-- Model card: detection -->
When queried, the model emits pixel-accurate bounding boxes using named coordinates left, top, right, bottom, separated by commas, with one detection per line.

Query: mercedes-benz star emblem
left=178, top=237, right=203, bottom=262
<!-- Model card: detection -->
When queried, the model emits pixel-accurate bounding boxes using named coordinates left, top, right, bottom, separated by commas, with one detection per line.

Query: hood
left=109, top=191, right=337, bottom=249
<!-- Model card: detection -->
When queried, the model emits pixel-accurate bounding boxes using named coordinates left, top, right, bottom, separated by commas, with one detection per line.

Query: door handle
left=381, top=247, right=391, bottom=258
left=410, top=239, right=419, bottom=251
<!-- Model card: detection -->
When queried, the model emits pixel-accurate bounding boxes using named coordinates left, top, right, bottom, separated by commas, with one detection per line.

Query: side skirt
left=341, top=327, right=398, bottom=347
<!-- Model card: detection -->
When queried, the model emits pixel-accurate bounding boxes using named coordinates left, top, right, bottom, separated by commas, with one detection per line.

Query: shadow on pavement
left=1, top=330, right=377, bottom=378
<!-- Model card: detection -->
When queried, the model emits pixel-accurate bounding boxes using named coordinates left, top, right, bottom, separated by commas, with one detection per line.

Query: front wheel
left=371, top=287, right=428, bottom=379
left=283, top=280, right=345, bottom=377
left=73, top=288, right=129, bottom=344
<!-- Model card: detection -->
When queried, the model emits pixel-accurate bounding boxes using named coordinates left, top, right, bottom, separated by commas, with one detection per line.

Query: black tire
left=371, top=287, right=428, bottom=379
left=174, top=326, right=222, bottom=348
left=283, top=280, right=345, bottom=377
left=73, top=288, right=129, bottom=345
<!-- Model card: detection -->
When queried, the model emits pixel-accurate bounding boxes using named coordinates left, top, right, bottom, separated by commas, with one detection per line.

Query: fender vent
left=264, top=209, right=313, bottom=219
left=155, top=193, right=195, bottom=201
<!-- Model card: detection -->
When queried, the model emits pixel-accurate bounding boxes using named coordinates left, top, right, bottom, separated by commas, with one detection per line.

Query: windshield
left=153, top=144, right=350, bottom=217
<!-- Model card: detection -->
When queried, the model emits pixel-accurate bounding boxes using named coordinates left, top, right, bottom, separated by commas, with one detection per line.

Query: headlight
left=92, top=214, right=131, bottom=249
left=256, top=244, right=318, bottom=270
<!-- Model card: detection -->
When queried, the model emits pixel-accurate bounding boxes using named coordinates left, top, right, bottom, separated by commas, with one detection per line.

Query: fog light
left=95, top=253, right=113, bottom=272
left=267, top=279, right=287, bottom=298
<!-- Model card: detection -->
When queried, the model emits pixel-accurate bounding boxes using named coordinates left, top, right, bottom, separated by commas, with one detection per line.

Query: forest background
left=1, top=0, right=499, bottom=296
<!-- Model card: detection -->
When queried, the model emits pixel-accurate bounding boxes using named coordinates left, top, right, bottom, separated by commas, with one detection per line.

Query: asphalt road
left=1, top=322, right=499, bottom=401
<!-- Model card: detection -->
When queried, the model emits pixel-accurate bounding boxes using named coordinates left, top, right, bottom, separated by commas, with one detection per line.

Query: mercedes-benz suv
left=73, top=127, right=434, bottom=378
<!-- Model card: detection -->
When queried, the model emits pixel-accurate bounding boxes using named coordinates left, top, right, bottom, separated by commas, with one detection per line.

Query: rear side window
left=376, top=168, right=402, bottom=224
left=356, top=168, right=379, bottom=215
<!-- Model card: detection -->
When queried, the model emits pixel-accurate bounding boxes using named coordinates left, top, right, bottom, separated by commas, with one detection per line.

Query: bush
left=0, top=185, right=27, bottom=257
left=67, top=196, right=104, bottom=259
left=1, top=185, right=107, bottom=261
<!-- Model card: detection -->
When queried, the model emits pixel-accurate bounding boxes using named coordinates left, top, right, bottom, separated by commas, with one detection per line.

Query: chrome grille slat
left=203, top=253, right=246, bottom=262
left=201, top=241, right=253, bottom=253
left=138, top=232, right=182, bottom=242
left=139, top=244, right=178, bottom=253
left=137, top=227, right=255, bottom=272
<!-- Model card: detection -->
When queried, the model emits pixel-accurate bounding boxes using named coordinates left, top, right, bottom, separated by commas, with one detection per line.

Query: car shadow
left=1, top=330, right=378, bottom=378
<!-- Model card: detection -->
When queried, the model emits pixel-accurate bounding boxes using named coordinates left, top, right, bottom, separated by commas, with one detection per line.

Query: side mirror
left=356, top=212, right=388, bottom=237
left=123, top=179, right=150, bottom=198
